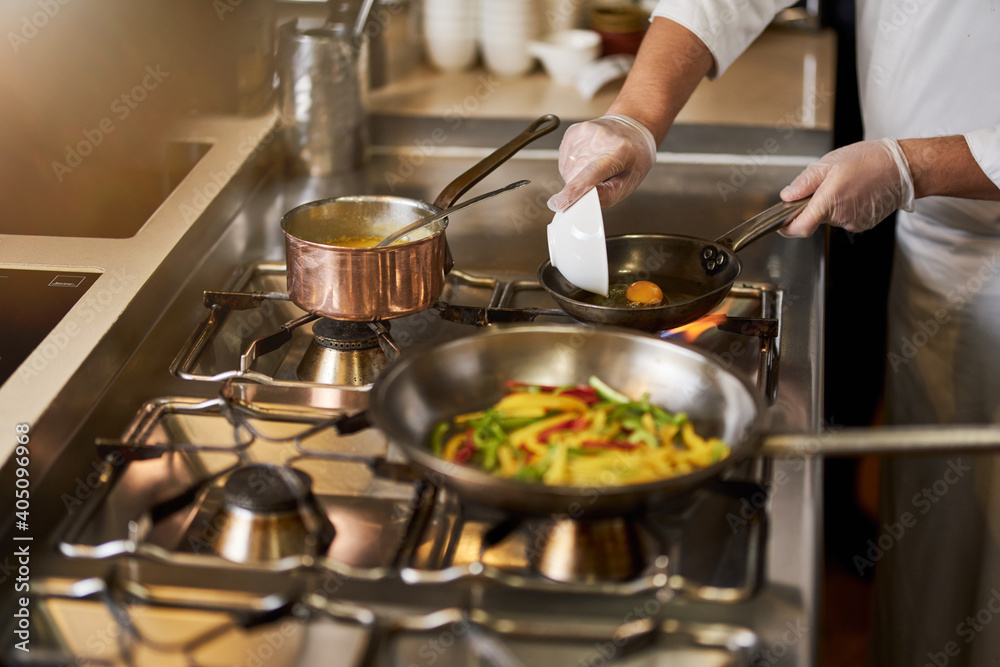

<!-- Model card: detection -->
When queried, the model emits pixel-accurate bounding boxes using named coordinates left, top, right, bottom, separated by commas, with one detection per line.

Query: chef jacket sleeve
left=652, top=0, right=798, bottom=79
left=965, top=125, right=1000, bottom=190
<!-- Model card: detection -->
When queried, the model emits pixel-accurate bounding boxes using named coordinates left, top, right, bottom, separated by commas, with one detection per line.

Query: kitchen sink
left=0, top=141, right=211, bottom=238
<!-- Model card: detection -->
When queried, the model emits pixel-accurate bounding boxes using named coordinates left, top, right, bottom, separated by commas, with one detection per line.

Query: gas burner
left=297, top=319, right=390, bottom=385
left=527, top=517, right=646, bottom=583
left=208, top=464, right=335, bottom=564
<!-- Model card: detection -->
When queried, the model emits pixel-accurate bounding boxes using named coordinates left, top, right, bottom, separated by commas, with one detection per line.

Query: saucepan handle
left=760, top=424, right=1000, bottom=457
left=715, top=196, right=811, bottom=253
left=330, top=410, right=372, bottom=435
left=432, top=114, right=561, bottom=210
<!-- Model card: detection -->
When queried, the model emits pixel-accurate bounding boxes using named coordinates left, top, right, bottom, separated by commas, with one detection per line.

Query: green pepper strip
left=430, top=422, right=449, bottom=455
left=589, top=376, right=630, bottom=404
left=627, top=429, right=659, bottom=447
left=711, top=439, right=728, bottom=463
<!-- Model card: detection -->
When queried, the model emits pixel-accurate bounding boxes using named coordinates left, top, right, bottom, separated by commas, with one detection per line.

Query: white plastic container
left=529, top=29, right=601, bottom=85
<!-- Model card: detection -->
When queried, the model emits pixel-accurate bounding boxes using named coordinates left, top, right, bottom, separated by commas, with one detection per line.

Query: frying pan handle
left=715, top=196, right=811, bottom=253
left=759, top=424, right=1000, bottom=457
left=432, top=115, right=561, bottom=210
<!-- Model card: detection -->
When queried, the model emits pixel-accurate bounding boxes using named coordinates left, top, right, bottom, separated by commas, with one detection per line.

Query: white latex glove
left=779, top=138, right=915, bottom=237
left=547, top=114, right=658, bottom=212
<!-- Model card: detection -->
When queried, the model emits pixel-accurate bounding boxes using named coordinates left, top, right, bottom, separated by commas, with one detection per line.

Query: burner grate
left=18, top=572, right=763, bottom=667
left=170, top=261, right=782, bottom=409
left=62, top=393, right=770, bottom=602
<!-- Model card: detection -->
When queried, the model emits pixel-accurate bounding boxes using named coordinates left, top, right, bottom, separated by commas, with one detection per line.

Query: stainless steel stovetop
left=4, top=147, right=824, bottom=666
left=15, top=257, right=786, bottom=666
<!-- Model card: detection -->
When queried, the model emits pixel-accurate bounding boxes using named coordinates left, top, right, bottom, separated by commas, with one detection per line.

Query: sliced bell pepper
left=588, top=376, right=630, bottom=404
left=442, top=432, right=465, bottom=462
left=543, top=444, right=570, bottom=485
left=580, top=440, right=639, bottom=451
left=658, top=423, right=680, bottom=448
left=509, top=412, right=580, bottom=452
left=453, top=428, right=477, bottom=464
left=430, top=421, right=449, bottom=455
left=496, top=392, right=588, bottom=417
left=497, top=445, right=518, bottom=478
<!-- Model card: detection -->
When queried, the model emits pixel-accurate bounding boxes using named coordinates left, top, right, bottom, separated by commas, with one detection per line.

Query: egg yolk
left=625, top=280, right=664, bottom=305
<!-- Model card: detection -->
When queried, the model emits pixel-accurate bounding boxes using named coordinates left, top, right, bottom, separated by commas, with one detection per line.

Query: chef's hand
left=547, top=115, right=658, bottom=212
left=779, top=138, right=915, bottom=237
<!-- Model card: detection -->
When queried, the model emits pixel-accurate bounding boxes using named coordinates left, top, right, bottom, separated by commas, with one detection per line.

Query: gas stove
left=2, top=141, right=825, bottom=666
left=12, top=256, right=789, bottom=666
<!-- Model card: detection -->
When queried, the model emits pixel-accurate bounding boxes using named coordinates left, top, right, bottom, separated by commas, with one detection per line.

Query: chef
left=548, top=1, right=1000, bottom=664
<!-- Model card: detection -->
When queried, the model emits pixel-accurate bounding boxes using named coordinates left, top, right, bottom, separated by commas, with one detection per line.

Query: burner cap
left=223, top=465, right=314, bottom=513
left=312, top=319, right=386, bottom=351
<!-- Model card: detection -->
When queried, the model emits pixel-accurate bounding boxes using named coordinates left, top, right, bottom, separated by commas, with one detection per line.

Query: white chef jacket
left=652, top=1, right=1000, bottom=665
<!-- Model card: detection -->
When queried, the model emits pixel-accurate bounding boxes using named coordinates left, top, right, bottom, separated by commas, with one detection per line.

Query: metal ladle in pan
left=539, top=197, right=811, bottom=331
left=375, top=180, right=530, bottom=248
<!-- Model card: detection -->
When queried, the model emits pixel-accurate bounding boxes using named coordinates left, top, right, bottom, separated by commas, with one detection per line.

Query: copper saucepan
left=281, top=115, right=561, bottom=321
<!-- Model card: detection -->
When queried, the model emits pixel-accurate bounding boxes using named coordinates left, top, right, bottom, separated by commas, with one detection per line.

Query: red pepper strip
left=557, top=388, right=600, bottom=404
left=537, top=418, right=577, bottom=443
left=454, top=428, right=476, bottom=464
left=581, top=440, right=639, bottom=451
left=568, top=415, right=590, bottom=430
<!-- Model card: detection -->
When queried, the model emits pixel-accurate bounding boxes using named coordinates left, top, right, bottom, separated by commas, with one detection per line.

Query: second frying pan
left=538, top=198, right=809, bottom=332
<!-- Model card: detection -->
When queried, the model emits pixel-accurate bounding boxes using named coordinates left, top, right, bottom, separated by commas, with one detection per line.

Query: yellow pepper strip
left=556, top=409, right=612, bottom=448
left=495, top=406, right=548, bottom=419
left=543, top=444, right=570, bottom=485
left=648, top=457, right=675, bottom=478
left=591, top=409, right=608, bottom=432
left=685, top=448, right=714, bottom=467
left=658, top=423, right=679, bottom=448
left=453, top=411, right=485, bottom=424
left=509, top=412, right=579, bottom=454
left=600, top=420, right=622, bottom=440
left=681, top=421, right=706, bottom=450
left=641, top=412, right=656, bottom=434
left=496, top=392, right=588, bottom=417
left=442, top=433, right=465, bottom=462
left=497, top=445, right=518, bottom=478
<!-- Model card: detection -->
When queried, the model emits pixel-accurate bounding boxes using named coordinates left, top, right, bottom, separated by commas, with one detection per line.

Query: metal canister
left=277, top=20, right=368, bottom=176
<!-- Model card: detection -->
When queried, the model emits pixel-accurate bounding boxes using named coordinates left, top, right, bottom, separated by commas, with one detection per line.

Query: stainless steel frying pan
left=538, top=198, right=809, bottom=332
left=361, top=323, right=1000, bottom=518
left=367, top=324, right=765, bottom=517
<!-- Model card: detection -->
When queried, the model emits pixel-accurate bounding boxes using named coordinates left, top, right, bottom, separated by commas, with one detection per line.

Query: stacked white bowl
left=478, top=0, right=541, bottom=77
left=422, top=0, right=478, bottom=72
